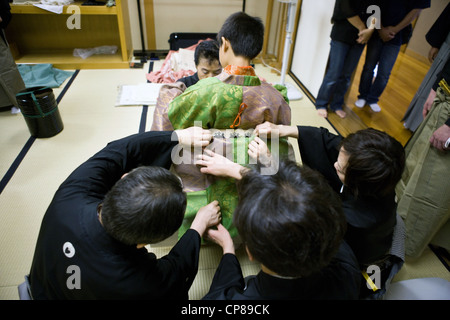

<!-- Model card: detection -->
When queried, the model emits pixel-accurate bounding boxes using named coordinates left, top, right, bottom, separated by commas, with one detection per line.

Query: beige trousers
left=396, top=87, right=450, bottom=258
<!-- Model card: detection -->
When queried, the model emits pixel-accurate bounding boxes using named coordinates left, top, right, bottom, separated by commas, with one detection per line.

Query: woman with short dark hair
left=251, top=123, right=405, bottom=267
left=199, top=123, right=405, bottom=298
left=199, top=160, right=361, bottom=300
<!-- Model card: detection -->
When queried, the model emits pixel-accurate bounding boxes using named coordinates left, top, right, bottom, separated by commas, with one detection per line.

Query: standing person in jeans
left=354, top=0, right=430, bottom=112
left=315, top=0, right=376, bottom=119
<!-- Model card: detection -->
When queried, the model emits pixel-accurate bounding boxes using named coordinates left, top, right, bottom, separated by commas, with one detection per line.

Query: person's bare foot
left=317, top=108, right=328, bottom=118
left=335, top=109, right=347, bottom=118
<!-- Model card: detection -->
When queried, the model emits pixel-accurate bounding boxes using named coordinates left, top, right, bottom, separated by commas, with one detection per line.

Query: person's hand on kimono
left=196, top=148, right=245, bottom=180
left=254, top=121, right=299, bottom=138
left=248, top=136, right=272, bottom=167
left=204, top=223, right=235, bottom=255
left=190, top=200, right=222, bottom=237
left=175, top=126, right=212, bottom=147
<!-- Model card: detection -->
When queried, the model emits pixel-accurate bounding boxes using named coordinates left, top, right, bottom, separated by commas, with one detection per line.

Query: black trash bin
left=16, top=86, right=64, bottom=138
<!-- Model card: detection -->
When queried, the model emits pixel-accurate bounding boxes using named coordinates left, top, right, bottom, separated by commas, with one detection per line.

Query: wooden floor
left=326, top=49, right=431, bottom=146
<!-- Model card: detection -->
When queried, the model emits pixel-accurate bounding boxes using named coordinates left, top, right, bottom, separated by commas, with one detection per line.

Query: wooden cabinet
left=6, top=0, right=132, bottom=69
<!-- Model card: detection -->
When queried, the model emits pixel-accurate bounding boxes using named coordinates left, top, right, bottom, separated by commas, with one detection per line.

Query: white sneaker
left=355, top=99, right=366, bottom=108
left=369, top=103, right=381, bottom=112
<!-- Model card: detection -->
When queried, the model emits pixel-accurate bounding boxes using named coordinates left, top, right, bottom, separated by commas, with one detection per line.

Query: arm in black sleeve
left=202, top=253, right=245, bottom=300
left=57, top=131, right=178, bottom=200
left=153, top=229, right=202, bottom=299
left=332, top=0, right=359, bottom=20
left=297, top=126, right=343, bottom=193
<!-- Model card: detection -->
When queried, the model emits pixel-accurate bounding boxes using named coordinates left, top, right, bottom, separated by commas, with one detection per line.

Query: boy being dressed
left=152, top=12, right=292, bottom=238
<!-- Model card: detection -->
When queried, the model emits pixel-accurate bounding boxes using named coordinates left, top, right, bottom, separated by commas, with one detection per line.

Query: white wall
left=406, top=0, right=449, bottom=60
left=290, top=0, right=335, bottom=98
left=128, top=0, right=268, bottom=51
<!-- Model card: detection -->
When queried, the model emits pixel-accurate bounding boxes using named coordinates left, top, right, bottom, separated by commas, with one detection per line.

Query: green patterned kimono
left=151, top=70, right=292, bottom=239
left=151, top=71, right=291, bottom=131
left=175, top=132, right=291, bottom=239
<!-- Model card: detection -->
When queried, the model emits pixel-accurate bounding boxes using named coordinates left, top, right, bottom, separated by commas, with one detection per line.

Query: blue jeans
left=358, top=36, right=401, bottom=104
left=316, top=40, right=364, bottom=111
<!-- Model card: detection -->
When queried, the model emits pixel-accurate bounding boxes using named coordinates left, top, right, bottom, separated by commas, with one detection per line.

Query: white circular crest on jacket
left=63, top=242, right=75, bottom=258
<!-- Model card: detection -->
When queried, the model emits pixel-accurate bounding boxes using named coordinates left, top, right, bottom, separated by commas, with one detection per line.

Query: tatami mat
left=0, top=60, right=448, bottom=300
left=0, top=65, right=147, bottom=299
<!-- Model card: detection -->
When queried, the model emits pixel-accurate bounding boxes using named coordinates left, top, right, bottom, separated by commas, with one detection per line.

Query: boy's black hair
left=217, top=11, right=264, bottom=60
left=194, top=40, right=220, bottom=66
left=101, top=166, right=186, bottom=245
left=234, top=160, right=346, bottom=277
left=340, top=128, right=405, bottom=198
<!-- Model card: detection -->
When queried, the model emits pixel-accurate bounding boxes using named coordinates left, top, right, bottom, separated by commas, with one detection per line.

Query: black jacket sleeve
left=155, top=229, right=202, bottom=299
left=297, top=126, right=343, bottom=193
left=57, top=131, right=178, bottom=201
left=202, top=253, right=245, bottom=300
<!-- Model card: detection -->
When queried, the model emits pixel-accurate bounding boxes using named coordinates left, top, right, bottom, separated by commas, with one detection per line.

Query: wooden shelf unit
left=7, top=0, right=132, bottom=69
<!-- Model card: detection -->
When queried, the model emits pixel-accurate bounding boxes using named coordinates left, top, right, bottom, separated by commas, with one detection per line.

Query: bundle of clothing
left=146, top=41, right=204, bottom=84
